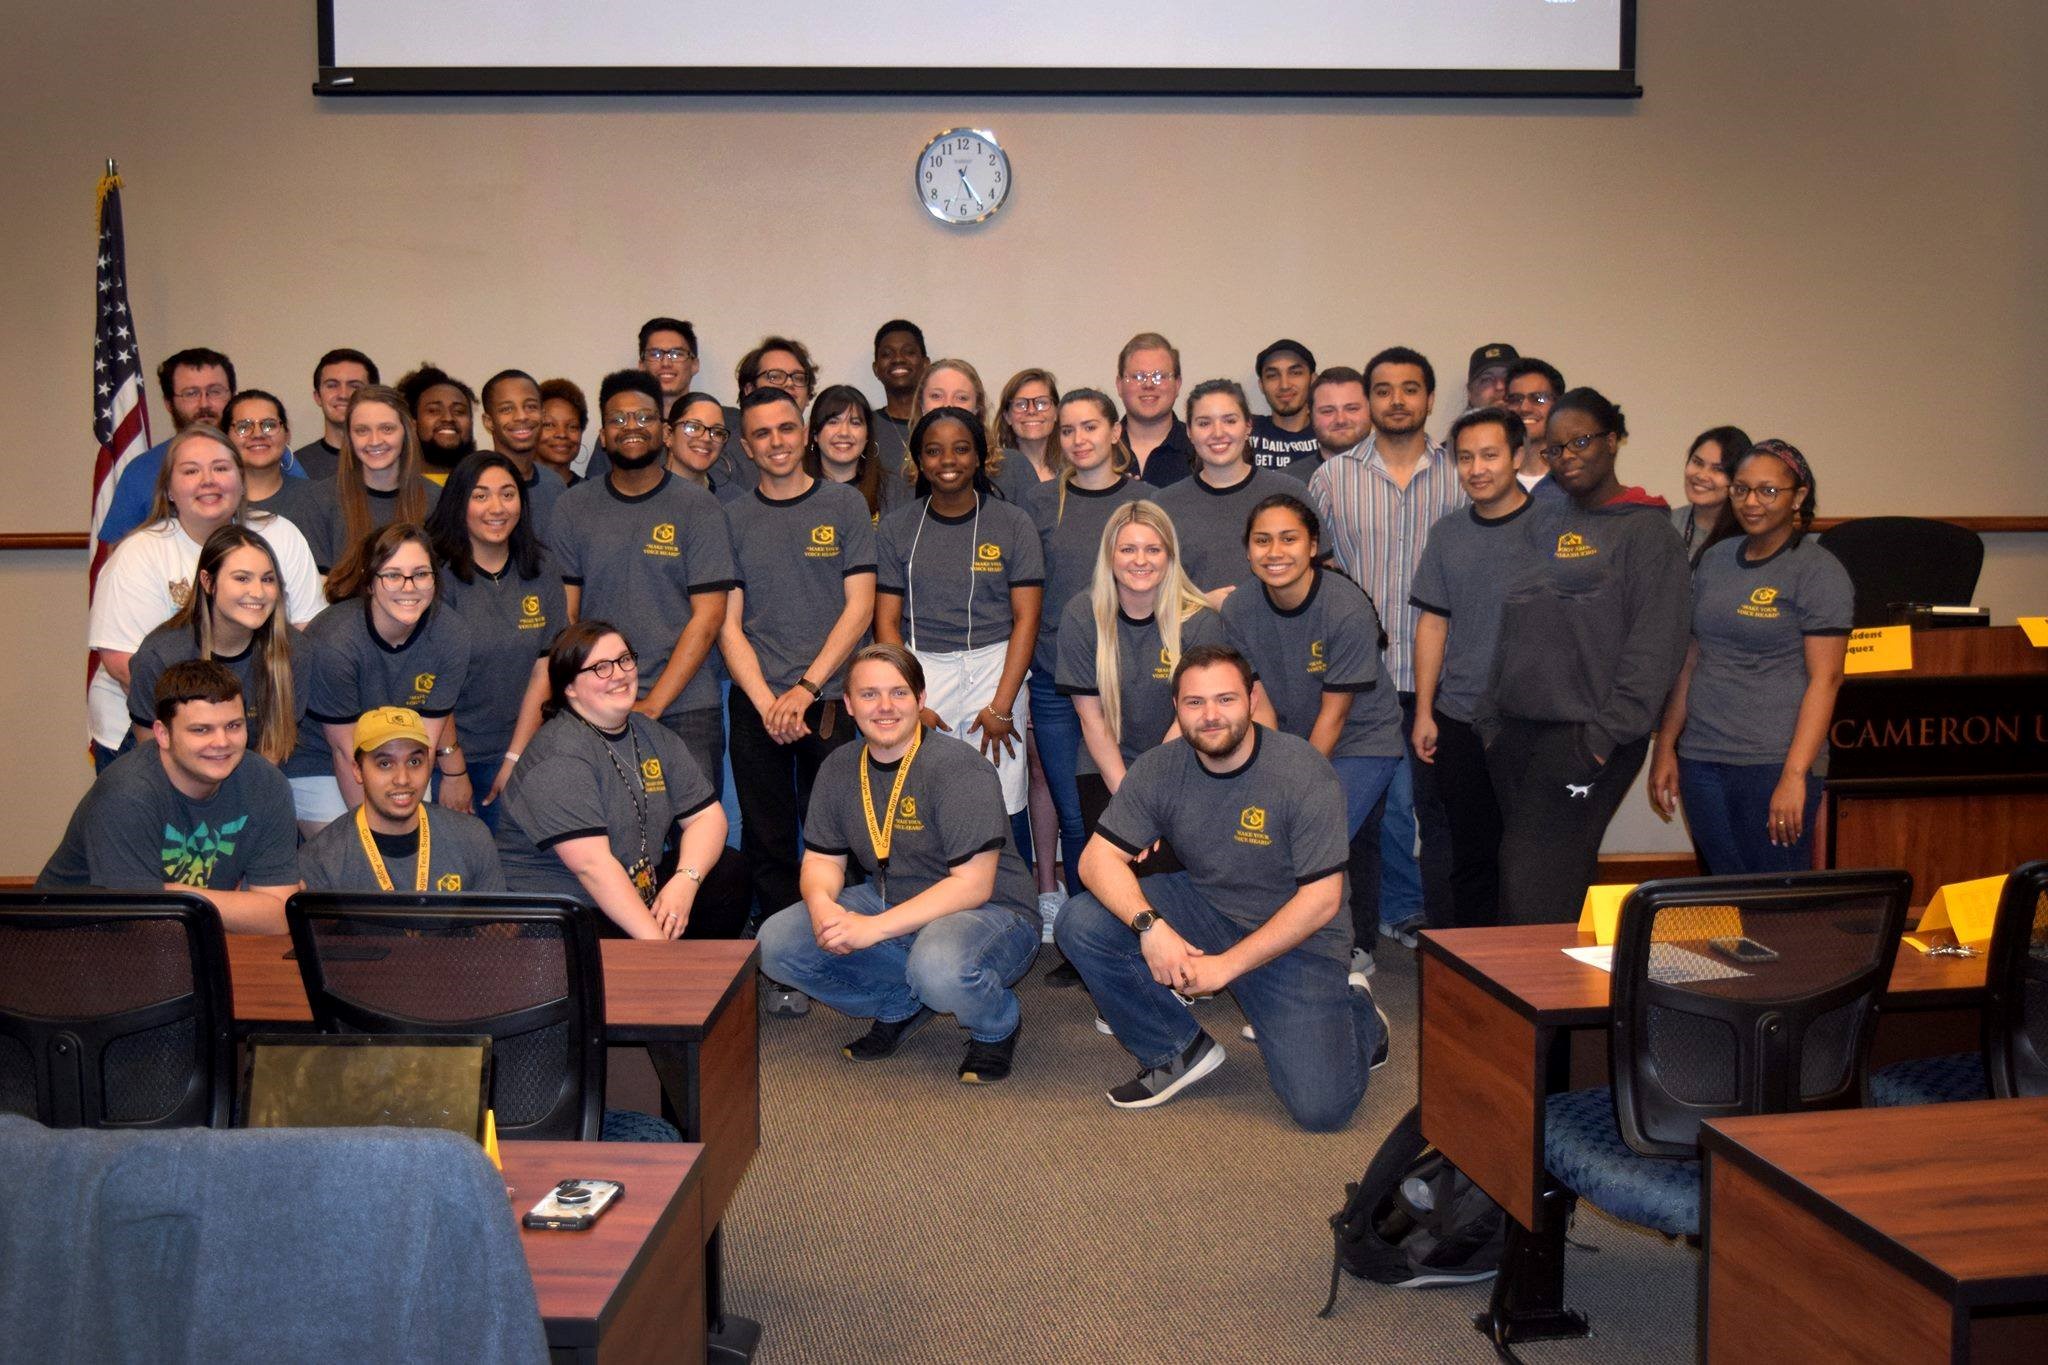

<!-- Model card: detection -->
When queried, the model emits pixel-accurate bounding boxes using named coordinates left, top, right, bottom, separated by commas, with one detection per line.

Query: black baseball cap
left=1468, top=342, right=1519, bottom=381
left=1255, top=339, right=1317, bottom=375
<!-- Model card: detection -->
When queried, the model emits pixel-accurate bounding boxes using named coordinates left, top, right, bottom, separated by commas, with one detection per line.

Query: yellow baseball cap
left=353, top=706, right=430, bottom=755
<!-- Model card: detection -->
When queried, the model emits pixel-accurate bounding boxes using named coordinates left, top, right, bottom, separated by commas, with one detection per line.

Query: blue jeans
left=1027, top=669, right=1085, bottom=893
left=1055, top=872, right=1383, bottom=1132
left=756, top=882, right=1039, bottom=1043
left=1333, top=754, right=1404, bottom=945
left=1678, top=757, right=1824, bottom=875
left=1377, top=760, right=1424, bottom=928
left=469, top=749, right=505, bottom=834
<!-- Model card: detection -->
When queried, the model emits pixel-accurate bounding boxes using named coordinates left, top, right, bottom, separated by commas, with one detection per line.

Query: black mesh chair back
left=1985, top=860, right=2048, bottom=1099
left=284, top=893, right=604, bottom=1140
left=1610, top=869, right=1913, bottom=1157
left=0, top=892, right=233, bottom=1129
left=1816, top=517, right=1984, bottom=628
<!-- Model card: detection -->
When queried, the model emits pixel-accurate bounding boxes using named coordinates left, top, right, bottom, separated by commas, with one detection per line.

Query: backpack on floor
left=1320, top=1104, right=1507, bottom=1315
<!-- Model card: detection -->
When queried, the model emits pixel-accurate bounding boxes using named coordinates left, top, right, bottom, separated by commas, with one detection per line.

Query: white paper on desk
left=1563, top=945, right=1614, bottom=972
left=1562, top=943, right=1753, bottom=984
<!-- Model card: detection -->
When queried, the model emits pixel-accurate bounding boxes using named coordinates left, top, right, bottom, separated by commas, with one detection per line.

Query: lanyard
left=859, top=725, right=923, bottom=908
left=580, top=715, right=656, bottom=905
left=356, top=805, right=431, bottom=893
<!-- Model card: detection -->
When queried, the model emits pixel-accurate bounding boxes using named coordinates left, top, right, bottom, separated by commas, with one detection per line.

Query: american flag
left=88, top=161, right=150, bottom=585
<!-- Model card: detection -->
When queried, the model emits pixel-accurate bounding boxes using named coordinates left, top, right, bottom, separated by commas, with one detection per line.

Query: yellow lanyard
left=356, top=804, right=431, bottom=893
left=859, top=726, right=923, bottom=874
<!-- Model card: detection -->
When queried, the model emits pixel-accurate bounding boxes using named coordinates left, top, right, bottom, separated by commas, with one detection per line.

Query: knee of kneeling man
left=754, top=907, right=810, bottom=973
left=1051, top=892, right=1109, bottom=950
left=1285, top=1086, right=1366, bottom=1135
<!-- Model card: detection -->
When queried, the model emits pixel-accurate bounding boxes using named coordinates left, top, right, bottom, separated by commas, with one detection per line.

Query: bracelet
left=504, top=751, right=521, bottom=764
left=436, top=743, right=461, bottom=758
left=795, top=677, right=821, bottom=697
left=440, top=768, right=468, bottom=779
left=679, top=865, right=703, bottom=885
left=982, top=705, right=1013, bottom=723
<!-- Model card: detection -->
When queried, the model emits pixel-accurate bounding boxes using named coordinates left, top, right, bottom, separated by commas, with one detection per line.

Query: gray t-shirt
left=1679, top=537, right=1854, bottom=773
left=299, top=806, right=508, bottom=894
left=875, top=495, right=1044, bottom=655
left=803, top=728, right=1037, bottom=927
left=1155, top=468, right=1298, bottom=595
left=1023, top=475, right=1147, bottom=675
left=1249, top=417, right=1324, bottom=482
left=1098, top=726, right=1353, bottom=962
left=246, top=477, right=324, bottom=547
left=547, top=473, right=737, bottom=719
left=304, top=599, right=474, bottom=724
left=723, top=479, right=878, bottom=698
left=125, top=622, right=327, bottom=779
left=435, top=557, right=568, bottom=765
left=38, top=743, right=299, bottom=893
left=516, top=463, right=566, bottom=545
left=876, top=414, right=913, bottom=479
left=497, top=711, right=719, bottom=902
left=1055, top=598, right=1232, bottom=772
left=301, top=479, right=443, bottom=572
left=1221, top=567, right=1405, bottom=759
left=293, top=440, right=341, bottom=483
left=1408, top=498, right=1547, bottom=724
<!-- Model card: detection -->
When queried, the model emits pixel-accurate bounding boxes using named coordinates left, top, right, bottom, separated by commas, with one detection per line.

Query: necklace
left=858, top=725, right=924, bottom=909
left=579, top=714, right=657, bottom=905
left=355, top=805, right=431, bottom=892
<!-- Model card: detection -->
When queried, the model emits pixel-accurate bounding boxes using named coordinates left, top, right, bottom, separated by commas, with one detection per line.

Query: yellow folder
left=1843, top=625, right=1913, bottom=674
left=1577, top=884, right=1637, bottom=944
left=2019, top=616, right=2048, bottom=647
left=1578, top=884, right=1745, bottom=946
left=483, top=1109, right=503, bottom=1170
left=1913, top=874, right=2007, bottom=946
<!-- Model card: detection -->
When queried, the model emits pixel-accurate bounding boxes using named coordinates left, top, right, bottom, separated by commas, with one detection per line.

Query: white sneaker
left=1094, top=1016, right=1114, bottom=1036
left=1037, top=890, right=1067, bottom=943
left=1240, top=1024, right=1256, bottom=1041
left=1348, top=946, right=1375, bottom=989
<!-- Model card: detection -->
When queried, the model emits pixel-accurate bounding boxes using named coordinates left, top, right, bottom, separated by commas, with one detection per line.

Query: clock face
left=917, top=128, right=1011, bottom=225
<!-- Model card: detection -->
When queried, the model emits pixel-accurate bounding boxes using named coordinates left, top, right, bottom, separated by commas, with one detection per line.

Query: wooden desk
left=505, top=1141, right=708, bottom=1363
left=1417, top=924, right=1987, bottom=1230
left=1701, top=1100, right=2048, bottom=1363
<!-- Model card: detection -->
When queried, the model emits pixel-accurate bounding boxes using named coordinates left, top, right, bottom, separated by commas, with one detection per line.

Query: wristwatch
left=1130, top=910, right=1162, bottom=935
left=678, top=866, right=703, bottom=885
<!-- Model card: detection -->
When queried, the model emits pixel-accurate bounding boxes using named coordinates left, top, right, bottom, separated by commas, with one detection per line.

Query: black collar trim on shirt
left=365, top=484, right=402, bottom=501
left=471, top=560, right=510, bottom=583
left=362, top=597, right=429, bottom=654
left=1193, top=467, right=1256, bottom=496
left=1065, top=476, right=1130, bottom=499
left=922, top=499, right=980, bottom=525
left=1116, top=608, right=1156, bottom=626
left=603, top=470, right=673, bottom=505
left=211, top=641, right=255, bottom=665
left=1195, top=724, right=1263, bottom=780
left=1471, top=497, right=1537, bottom=528
left=1738, top=537, right=1799, bottom=570
left=1263, top=565, right=1323, bottom=619
left=753, top=479, right=821, bottom=509
left=864, top=726, right=927, bottom=771
left=369, top=825, right=421, bottom=858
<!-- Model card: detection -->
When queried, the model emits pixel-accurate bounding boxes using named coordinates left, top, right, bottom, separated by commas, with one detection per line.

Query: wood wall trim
left=1807, top=516, right=2048, bottom=533
left=0, top=533, right=90, bottom=551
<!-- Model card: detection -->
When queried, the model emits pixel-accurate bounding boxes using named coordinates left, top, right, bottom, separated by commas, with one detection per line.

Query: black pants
left=727, top=689, right=855, bottom=923
left=1431, top=712, right=1503, bottom=928
left=1077, top=772, right=1184, bottom=878
left=1487, top=718, right=1649, bottom=925
left=1397, top=692, right=1456, bottom=928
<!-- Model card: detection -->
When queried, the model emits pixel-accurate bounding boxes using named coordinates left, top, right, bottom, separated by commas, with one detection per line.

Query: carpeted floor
left=719, top=940, right=1695, bottom=1364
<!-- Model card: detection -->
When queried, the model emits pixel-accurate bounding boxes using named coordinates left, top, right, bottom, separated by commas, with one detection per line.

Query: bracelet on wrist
left=440, top=771, right=467, bottom=780
left=983, top=705, right=1013, bottom=723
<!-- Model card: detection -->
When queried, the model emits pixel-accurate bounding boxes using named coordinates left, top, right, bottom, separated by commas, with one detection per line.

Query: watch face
left=917, top=128, right=1011, bottom=225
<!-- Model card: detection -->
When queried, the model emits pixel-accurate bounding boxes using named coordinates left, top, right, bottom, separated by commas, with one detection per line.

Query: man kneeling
left=756, top=644, right=1040, bottom=1083
left=1056, top=644, right=1387, bottom=1131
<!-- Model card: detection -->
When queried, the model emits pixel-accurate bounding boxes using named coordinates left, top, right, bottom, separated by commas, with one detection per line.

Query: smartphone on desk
left=1708, top=935, right=1779, bottom=965
left=523, top=1179, right=624, bottom=1231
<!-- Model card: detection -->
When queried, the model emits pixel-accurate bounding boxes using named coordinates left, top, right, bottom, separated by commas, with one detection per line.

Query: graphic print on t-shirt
left=436, top=872, right=463, bottom=891
left=646, top=523, right=678, bottom=558
left=162, top=815, right=249, bottom=886
left=1555, top=532, right=1596, bottom=560
left=1236, top=805, right=1270, bottom=847
left=973, top=541, right=1004, bottom=574
left=1308, top=640, right=1326, bottom=674
left=409, top=672, right=437, bottom=707
left=641, top=756, right=666, bottom=793
left=518, top=595, right=547, bottom=630
left=1738, top=586, right=1781, bottom=619
left=806, top=525, right=841, bottom=558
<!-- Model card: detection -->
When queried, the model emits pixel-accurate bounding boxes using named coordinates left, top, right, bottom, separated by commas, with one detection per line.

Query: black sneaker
left=1107, top=1032, right=1225, bottom=1110
left=1361, top=988, right=1392, bottom=1071
left=958, top=1023, right=1020, bottom=1084
left=1044, top=958, right=1083, bottom=987
left=842, top=1006, right=935, bottom=1062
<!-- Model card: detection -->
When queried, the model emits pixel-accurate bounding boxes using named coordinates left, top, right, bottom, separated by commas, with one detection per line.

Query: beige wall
left=3, top=2, right=2043, bottom=871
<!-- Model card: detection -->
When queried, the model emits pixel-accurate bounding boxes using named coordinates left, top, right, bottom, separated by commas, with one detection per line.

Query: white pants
left=289, top=775, right=347, bottom=827
left=914, top=640, right=1031, bottom=813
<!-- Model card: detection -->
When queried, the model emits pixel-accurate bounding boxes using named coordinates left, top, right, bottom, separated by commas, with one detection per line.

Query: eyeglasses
left=1124, top=370, right=1172, bottom=387
left=1538, top=431, right=1611, bottom=462
left=674, top=419, right=730, bottom=444
left=1504, top=392, right=1553, bottom=409
left=174, top=385, right=231, bottom=403
left=231, top=418, right=282, bottom=437
left=1730, top=482, right=1796, bottom=502
left=1008, top=396, right=1054, bottom=415
left=642, top=347, right=694, bottom=363
left=605, top=410, right=662, bottom=429
left=373, top=567, right=436, bottom=590
left=755, top=368, right=809, bottom=390
left=579, top=650, right=638, bottom=680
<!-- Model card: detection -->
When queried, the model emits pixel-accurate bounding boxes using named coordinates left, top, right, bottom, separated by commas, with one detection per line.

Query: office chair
left=1868, top=859, right=2048, bottom=1106
left=1490, top=870, right=1912, bottom=1345
left=1816, top=516, right=1984, bottom=628
left=285, top=892, right=677, bottom=1141
left=0, top=891, right=234, bottom=1129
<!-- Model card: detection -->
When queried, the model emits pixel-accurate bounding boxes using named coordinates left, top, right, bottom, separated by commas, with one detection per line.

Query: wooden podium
left=1824, top=626, right=2048, bottom=896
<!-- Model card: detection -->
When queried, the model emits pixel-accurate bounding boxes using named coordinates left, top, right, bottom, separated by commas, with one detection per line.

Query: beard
left=606, top=444, right=661, bottom=470
left=1184, top=712, right=1252, bottom=759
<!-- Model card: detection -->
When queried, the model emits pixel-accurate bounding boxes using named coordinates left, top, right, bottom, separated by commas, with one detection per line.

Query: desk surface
left=1420, top=922, right=1988, bottom=1025
left=227, top=935, right=757, bottom=1043
left=502, top=1141, right=705, bottom=1352
left=1702, top=1099, right=2048, bottom=1307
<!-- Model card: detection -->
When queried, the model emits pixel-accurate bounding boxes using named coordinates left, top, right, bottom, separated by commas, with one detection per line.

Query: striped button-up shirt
left=1307, top=432, right=1468, bottom=691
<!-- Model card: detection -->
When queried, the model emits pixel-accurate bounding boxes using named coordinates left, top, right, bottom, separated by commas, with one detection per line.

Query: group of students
left=48, top=320, right=1854, bottom=1131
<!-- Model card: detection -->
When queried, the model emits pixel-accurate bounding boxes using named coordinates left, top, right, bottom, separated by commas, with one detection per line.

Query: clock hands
left=957, top=169, right=985, bottom=210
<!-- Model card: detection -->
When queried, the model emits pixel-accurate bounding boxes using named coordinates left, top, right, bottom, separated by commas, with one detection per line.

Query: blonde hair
left=1088, top=500, right=1209, bottom=744
left=909, top=358, right=1000, bottom=485
left=145, top=425, right=247, bottom=531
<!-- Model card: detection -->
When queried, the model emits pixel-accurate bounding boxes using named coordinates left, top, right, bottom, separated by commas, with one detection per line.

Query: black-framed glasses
left=1730, top=482, right=1796, bottom=502
left=1538, top=431, right=1610, bottom=462
left=579, top=650, right=638, bottom=680
left=1504, top=391, right=1553, bottom=409
left=373, top=567, right=435, bottom=590
left=674, top=419, right=730, bottom=444
left=642, top=347, right=694, bottom=363
left=231, top=418, right=282, bottom=437
left=605, top=410, right=662, bottom=429
left=755, top=368, right=810, bottom=390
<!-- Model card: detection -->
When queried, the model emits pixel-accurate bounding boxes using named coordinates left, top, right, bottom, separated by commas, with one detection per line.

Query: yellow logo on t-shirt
left=1236, top=805, right=1272, bottom=847
left=1152, top=646, right=1173, bottom=681
left=896, top=796, right=925, bottom=831
left=435, top=873, right=462, bottom=892
left=1555, top=531, right=1597, bottom=560
left=1307, top=640, right=1327, bottom=675
left=640, top=756, right=666, bottom=793
left=518, top=593, right=546, bottom=631
left=972, top=542, right=1004, bottom=573
left=806, top=524, right=841, bottom=558
left=409, top=672, right=437, bottom=705
left=1738, top=585, right=1782, bottom=620
left=646, top=523, right=679, bottom=558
